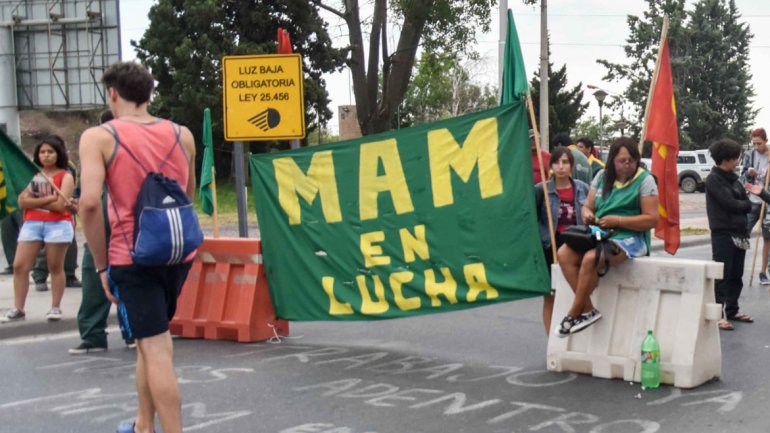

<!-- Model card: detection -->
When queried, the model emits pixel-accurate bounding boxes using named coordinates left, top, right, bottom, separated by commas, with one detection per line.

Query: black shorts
left=108, top=261, right=192, bottom=339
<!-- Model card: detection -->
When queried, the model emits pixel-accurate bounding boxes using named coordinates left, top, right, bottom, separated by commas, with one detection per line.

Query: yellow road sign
left=222, top=54, right=305, bottom=141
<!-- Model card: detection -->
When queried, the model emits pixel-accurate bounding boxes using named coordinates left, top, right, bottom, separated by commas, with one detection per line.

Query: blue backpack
left=107, top=123, right=203, bottom=266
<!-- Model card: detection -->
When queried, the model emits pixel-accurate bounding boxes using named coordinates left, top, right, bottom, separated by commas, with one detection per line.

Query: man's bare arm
left=79, top=127, right=110, bottom=272
left=180, top=126, right=197, bottom=199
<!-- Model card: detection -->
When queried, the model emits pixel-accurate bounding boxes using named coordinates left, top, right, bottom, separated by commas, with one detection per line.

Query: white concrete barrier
left=547, top=257, right=723, bottom=389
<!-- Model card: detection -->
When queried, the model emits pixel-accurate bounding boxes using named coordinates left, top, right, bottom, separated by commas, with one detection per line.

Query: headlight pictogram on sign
left=248, top=108, right=281, bottom=131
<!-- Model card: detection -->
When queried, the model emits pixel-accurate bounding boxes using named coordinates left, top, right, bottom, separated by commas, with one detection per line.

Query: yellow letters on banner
left=428, top=118, right=503, bottom=208
left=399, top=224, right=430, bottom=263
left=356, top=275, right=390, bottom=315
left=361, top=231, right=391, bottom=267
left=389, top=271, right=420, bottom=310
left=424, top=267, right=459, bottom=307
left=321, top=262, right=495, bottom=316
left=464, top=263, right=499, bottom=301
left=274, top=151, right=341, bottom=225
left=359, top=139, right=415, bottom=221
left=322, top=276, right=353, bottom=315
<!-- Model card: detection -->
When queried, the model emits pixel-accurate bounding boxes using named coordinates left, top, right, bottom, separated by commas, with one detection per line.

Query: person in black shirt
left=706, top=138, right=756, bottom=330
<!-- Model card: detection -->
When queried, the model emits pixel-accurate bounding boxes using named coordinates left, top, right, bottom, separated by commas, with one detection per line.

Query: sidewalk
left=0, top=218, right=711, bottom=340
left=0, top=273, right=89, bottom=340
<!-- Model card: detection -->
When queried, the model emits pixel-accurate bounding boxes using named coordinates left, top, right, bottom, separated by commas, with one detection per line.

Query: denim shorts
left=611, top=233, right=648, bottom=258
left=18, top=220, right=74, bottom=243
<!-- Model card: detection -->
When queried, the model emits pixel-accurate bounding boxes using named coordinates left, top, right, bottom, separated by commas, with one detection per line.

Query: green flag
left=249, top=102, right=547, bottom=321
left=0, top=129, right=39, bottom=219
left=199, top=108, right=215, bottom=216
left=500, top=9, right=529, bottom=105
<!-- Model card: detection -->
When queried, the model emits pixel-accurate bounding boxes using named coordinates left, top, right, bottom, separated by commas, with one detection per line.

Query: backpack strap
left=595, top=240, right=611, bottom=277
left=158, top=121, right=183, bottom=172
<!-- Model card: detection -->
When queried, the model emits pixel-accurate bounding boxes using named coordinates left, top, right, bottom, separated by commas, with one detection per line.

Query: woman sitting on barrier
left=535, top=147, right=590, bottom=334
left=555, top=137, right=659, bottom=337
left=706, top=138, right=754, bottom=331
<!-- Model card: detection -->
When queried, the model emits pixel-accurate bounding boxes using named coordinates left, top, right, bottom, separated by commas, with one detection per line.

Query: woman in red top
left=1, top=135, right=75, bottom=322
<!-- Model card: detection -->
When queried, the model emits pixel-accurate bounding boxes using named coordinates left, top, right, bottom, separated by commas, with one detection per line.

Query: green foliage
left=683, top=0, right=755, bottom=146
left=400, top=51, right=498, bottom=127
left=132, top=0, right=346, bottom=177
left=571, top=112, right=633, bottom=151
left=598, top=0, right=755, bottom=147
left=529, top=44, right=589, bottom=140
left=326, top=0, right=495, bottom=135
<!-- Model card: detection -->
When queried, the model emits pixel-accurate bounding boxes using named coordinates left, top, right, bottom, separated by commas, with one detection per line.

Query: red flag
left=277, top=28, right=292, bottom=54
left=646, top=39, right=680, bottom=255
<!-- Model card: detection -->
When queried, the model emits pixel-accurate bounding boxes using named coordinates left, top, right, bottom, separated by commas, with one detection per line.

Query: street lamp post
left=588, top=84, right=628, bottom=156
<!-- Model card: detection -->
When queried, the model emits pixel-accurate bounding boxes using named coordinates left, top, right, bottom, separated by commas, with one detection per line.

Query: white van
left=640, top=149, right=714, bottom=193
left=677, top=150, right=715, bottom=193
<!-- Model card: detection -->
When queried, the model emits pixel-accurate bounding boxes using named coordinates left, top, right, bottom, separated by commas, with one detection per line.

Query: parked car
left=677, top=150, right=715, bottom=193
left=640, top=149, right=715, bottom=193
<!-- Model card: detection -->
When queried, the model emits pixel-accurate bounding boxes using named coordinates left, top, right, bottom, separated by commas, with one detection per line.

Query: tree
left=133, top=0, right=346, bottom=177
left=400, top=51, right=498, bottom=126
left=598, top=0, right=754, bottom=147
left=314, top=0, right=494, bottom=135
left=683, top=0, right=755, bottom=145
left=529, top=52, right=589, bottom=141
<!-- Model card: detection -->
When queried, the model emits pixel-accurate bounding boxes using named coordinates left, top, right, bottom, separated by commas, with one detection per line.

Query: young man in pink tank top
left=79, top=62, right=197, bottom=433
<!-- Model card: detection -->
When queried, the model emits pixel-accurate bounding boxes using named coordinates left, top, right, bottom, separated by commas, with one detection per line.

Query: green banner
left=249, top=102, right=549, bottom=321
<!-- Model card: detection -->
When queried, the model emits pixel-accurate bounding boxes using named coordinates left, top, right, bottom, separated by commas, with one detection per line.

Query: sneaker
left=126, top=339, right=137, bottom=349
left=0, top=308, right=25, bottom=323
left=760, top=272, right=770, bottom=285
left=571, top=309, right=603, bottom=333
left=65, top=277, right=82, bottom=288
left=34, top=282, right=49, bottom=292
left=116, top=421, right=135, bottom=433
left=46, top=307, right=62, bottom=321
left=116, top=420, right=154, bottom=433
left=0, top=267, right=12, bottom=275
left=555, top=315, right=577, bottom=338
left=68, top=341, right=107, bottom=355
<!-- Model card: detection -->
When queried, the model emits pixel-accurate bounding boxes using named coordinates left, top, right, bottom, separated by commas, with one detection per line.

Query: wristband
left=96, top=267, right=108, bottom=275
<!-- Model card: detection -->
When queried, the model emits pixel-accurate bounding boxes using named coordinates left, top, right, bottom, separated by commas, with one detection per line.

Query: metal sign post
left=222, top=53, right=306, bottom=237
left=233, top=141, right=249, bottom=237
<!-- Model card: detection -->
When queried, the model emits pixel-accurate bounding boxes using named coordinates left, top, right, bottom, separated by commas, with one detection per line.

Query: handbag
left=560, top=225, right=597, bottom=254
left=560, top=225, right=613, bottom=277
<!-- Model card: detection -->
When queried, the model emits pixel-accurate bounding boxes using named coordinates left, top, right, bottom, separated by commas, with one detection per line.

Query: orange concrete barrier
left=170, top=238, right=289, bottom=342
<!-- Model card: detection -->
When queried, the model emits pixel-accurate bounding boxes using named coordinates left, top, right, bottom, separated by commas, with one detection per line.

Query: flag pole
left=527, top=94, right=557, bottom=263
left=211, top=167, right=219, bottom=238
left=749, top=155, right=770, bottom=286
left=639, top=15, right=670, bottom=153
left=34, top=171, right=73, bottom=207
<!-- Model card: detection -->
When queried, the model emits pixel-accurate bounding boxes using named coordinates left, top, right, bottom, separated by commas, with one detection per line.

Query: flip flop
left=730, top=313, right=754, bottom=323
left=718, top=319, right=734, bottom=331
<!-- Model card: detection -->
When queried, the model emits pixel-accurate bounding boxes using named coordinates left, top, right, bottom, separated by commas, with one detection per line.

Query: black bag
left=560, top=225, right=596, bottom=253
left=560, top=225, right=613, bottom=277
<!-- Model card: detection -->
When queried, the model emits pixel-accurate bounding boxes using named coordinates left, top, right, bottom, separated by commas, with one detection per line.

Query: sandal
left=718, top=319, right=734, bottom=331
left=730, top=313, right=754, bottom=323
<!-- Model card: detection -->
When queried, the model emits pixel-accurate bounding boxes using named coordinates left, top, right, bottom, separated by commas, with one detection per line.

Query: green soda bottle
left=641, top=330, right=660, bottom=389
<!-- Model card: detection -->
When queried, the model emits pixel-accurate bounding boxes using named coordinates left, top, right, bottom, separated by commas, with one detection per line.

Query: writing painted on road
left=0, top=388, right=250, bottom=431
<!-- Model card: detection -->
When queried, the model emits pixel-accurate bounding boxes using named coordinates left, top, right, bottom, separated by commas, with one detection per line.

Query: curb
left=0, top=234, right=712, bottom=341
left=0, top=316, right=80, bottom=340
left=651, top=234, right=711, bottom=253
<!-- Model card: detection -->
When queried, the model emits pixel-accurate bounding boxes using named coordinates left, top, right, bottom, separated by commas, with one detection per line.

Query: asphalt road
left=1, top=241, right=768, bottom=433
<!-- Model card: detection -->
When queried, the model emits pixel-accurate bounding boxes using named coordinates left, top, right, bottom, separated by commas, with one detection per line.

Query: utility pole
left=498, top=0, right=508, bottom=94
left=539, top=0, right=549, bottom=151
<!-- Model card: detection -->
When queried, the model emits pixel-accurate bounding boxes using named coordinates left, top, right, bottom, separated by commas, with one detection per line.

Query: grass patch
left=193, top=180, right=258, bottom=226
left=681, top=228, right=709, bottom=236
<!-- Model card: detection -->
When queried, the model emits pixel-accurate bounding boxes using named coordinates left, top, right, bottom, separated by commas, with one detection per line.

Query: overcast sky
left=119, top=0, right=770, bottom=140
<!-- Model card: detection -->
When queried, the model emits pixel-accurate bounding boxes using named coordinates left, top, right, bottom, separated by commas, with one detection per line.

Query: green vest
left=568, top=147, right=593, bottom=184
left=595, top=168, right=651, bottom=249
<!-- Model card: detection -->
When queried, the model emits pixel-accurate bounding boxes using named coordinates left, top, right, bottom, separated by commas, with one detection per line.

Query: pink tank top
left=103, top=118, right=190, bottom=265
